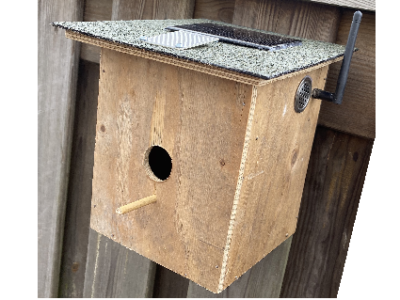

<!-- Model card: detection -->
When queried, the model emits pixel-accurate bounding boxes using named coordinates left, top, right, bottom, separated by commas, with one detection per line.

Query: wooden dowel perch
left=116, top=195, right=157, bottom=214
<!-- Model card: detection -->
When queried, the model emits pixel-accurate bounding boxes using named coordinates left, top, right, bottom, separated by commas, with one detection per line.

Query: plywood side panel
left=187, top=236, right=293, bottom=297
left=38, top=0, right=83, bottom=297
left=318, top=10, right=375, bottom=139
left=221, top=66, right=330, bottom=291
left=280, top=126, right=373, bottom=297
left=91, top=49, right=253, bottom=292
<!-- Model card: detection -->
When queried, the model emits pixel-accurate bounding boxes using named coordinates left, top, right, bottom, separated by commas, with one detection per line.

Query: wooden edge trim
left=217, top=85, right=258, bottom=293
left=66, top=30, right=343, bottom=87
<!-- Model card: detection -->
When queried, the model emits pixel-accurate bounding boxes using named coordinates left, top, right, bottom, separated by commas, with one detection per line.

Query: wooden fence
left=38, top=0, right=375, bottom=297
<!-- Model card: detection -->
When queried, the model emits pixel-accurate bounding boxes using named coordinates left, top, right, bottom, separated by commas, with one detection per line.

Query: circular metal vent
left=294, top=76, right=312, bottom=113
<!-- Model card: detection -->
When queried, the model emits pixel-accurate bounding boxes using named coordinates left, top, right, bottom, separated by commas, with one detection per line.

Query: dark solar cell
left=167, top=23, right=301, bottom=50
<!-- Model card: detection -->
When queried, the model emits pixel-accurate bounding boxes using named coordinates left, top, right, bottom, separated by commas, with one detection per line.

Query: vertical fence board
left=187, top=237, right=293, bottom=298
left=58, top=60, right=99, bottom=297
left=81, top=0, right=113, bottom=63
left=193, top=0, right=234, bottom=23
left=38, top=0, right=83, bottom=297
left=83, top=230, right=157, bottom=297
left=307, top=0, right=375, bottom=11
left=153, top=266, right=190, bottom=298
left=84, top=0, right=114, bottom=21
left=280, top=126, right=373, bottom=297
left=112, top=0, right=196, bottom=20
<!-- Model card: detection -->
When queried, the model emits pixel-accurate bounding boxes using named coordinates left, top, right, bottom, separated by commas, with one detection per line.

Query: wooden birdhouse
left=54, top=14, right=361, bottom=293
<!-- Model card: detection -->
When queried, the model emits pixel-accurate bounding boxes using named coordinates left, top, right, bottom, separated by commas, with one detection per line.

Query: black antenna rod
left=312, top=10, right=362, bottom=104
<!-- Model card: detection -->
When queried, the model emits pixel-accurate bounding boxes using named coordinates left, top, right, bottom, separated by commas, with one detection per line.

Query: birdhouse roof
left=53, top=19, right=347, bottom=85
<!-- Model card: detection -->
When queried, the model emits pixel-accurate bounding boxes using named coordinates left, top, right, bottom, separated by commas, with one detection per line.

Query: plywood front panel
left=91, top=48, right=252, bottom=292
left=221, top=66, right=330, bottom=290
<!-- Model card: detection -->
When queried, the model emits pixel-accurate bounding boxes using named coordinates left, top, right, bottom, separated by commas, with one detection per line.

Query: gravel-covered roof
left=53, top=19, right=347, bottom=80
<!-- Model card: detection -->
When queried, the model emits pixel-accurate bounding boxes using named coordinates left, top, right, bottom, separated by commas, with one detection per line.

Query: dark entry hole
left=147, top=146, right=172, bottom=181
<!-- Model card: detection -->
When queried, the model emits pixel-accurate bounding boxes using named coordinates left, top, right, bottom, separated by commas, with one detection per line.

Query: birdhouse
left=54, top=15, right=361, bottom=293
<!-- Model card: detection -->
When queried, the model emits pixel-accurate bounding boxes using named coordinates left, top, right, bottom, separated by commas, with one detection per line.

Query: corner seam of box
left=217, top=85, right=258, bottom=293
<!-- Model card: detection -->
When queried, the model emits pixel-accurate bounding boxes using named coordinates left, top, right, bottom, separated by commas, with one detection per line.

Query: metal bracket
left=312, top=11, right=363, bottom=105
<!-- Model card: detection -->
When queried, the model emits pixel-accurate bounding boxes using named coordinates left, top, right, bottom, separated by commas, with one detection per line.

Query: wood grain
left=318, top=10, right=375, bottom=139
left=79, top=2, right=199, bottom=298
left=91, top=48, right=253, bottom=292
left=220, top=66, right=330, bottom=291
left=193, top=0, right=234, bottom=23
left=38, top=0, right=83, bottom=297
left=307, top=0, right=375, bottom=11
left=58, top=60, right=99, bottom=298
left=84, top=0, right=113, bottom=21
left=187, top=236, right=293, bottom=297
left=83, top=229, right=157, bottom=297
left=232, top=0, right=341, bottom=43
left=112, top=0, right=195, bottom=20
left=280, top=126, right=373, bottom=297
left=90, top=46, right=335, bottom=292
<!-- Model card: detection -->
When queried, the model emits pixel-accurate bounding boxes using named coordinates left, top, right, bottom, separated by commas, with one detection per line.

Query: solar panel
left=166, top=23, right=302, bottom=50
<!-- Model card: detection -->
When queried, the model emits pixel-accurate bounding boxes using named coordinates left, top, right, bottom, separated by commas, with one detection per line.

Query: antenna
left=312, top=11, right=363, bottom=104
